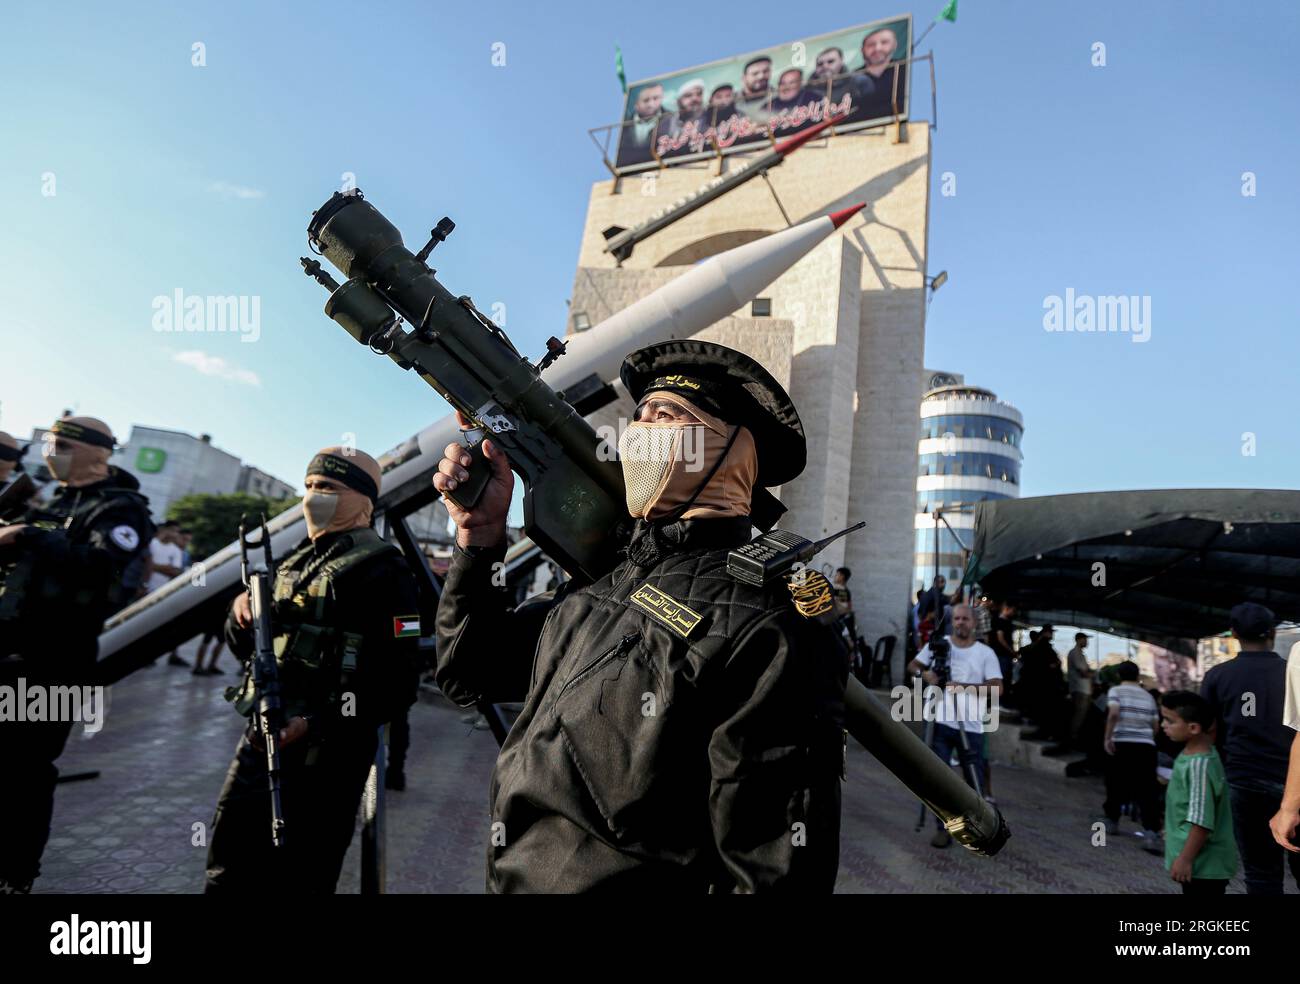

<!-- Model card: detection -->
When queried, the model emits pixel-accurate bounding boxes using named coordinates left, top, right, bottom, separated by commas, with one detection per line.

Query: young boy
left=1159, top=691, right=1239, bottom=894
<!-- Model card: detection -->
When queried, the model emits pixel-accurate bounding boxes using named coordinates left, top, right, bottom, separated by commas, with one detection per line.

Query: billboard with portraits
left=613, top=15, right=912, bottom=174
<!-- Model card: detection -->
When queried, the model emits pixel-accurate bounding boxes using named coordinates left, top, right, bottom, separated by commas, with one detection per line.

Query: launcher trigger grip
left=442, top=438, right=492, bottom=512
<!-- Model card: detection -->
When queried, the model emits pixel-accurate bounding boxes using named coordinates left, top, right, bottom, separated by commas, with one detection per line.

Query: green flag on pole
left=615, top=45, right=627, bottom=94
left=914, top=0, right=957, bottom=50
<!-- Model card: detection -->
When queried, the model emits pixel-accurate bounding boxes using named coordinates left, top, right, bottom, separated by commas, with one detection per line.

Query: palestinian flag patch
left=393, top=615, right=421, bottom=638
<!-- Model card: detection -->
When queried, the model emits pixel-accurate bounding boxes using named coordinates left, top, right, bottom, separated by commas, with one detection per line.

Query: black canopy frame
left=964, top=490, right=1300, bottom=651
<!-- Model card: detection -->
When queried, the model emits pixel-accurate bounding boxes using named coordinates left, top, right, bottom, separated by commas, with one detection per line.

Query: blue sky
left=2, top=0, right=1298, bottom=499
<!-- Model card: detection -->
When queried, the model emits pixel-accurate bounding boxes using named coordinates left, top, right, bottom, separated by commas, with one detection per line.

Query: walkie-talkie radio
left=727, top=521, right=866, bottom=587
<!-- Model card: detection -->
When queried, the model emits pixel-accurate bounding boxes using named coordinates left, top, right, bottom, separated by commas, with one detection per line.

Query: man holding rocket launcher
left=82, top=188, right=1005, bottom=894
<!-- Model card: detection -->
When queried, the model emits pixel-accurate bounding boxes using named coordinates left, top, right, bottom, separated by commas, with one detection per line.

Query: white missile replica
left=95, top=202, right=865, bottom=680
left=602, top=114, right=842, bottom=264
left=575, top=201, right=865, bottom=373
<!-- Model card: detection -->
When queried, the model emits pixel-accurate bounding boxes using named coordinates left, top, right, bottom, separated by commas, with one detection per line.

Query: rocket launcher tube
left=844, top=676, right=1010, bottom=856
left=307, top=190, right=628, bottom=583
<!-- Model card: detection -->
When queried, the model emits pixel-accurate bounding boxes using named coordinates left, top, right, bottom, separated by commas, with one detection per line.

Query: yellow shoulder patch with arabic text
left=785, top=569, right=835, bottom=619
left=630, top=582, right=703, bottom=639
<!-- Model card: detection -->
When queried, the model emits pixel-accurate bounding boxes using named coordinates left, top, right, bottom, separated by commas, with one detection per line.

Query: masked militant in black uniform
left=204, top=447, right=421, bottom=893
left=435, top=340, right=847, bottom=893
left=0, top=417, right=153, bottom=893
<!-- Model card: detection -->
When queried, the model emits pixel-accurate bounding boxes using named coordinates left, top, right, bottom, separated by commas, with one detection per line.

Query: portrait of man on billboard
left=618, top=82, right=669, bottom=168
left=656, top=79, right=711, bottom=160
left=853, top=23, right=909, bottom=120
left=772, top=69, right=822, bottom=119
left=708, top=83, right=745, bottom=127
left=673, top=79, right=708, bottom=126
left=808, top=46, right=872, bottom=107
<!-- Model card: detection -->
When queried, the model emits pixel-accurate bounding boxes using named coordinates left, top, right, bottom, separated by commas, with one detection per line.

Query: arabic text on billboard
left=615, top=15, right=912, bottom=173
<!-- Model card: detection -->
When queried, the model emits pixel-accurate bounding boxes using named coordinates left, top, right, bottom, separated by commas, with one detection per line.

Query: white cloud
left=207, top=180, right=266, bottom=200
left=173, top=350, right=261, bottom=387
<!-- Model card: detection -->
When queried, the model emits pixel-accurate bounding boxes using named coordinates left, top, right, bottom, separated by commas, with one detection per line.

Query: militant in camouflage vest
left=226, top=527, right=398, bottom=721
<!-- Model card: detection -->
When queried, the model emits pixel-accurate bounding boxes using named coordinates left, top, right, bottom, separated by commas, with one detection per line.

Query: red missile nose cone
left=829, top=202, right=867, bottom=229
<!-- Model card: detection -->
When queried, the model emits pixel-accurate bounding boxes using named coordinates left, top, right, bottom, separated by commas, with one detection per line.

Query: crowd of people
left=906, top=581, right=1300, bottom=893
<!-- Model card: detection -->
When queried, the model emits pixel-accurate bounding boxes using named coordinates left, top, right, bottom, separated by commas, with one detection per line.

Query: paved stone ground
left=32, top=639, right=1291, bottom=894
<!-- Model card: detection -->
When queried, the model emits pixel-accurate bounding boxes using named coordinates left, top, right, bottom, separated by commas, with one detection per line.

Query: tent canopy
left=964, top=489, right=1300, bottom=647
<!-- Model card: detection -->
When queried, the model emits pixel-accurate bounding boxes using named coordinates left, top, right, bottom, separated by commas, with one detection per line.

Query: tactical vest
left=0, top=482, right=152, bottom=623
left=226, top=527, right=399, bottom=721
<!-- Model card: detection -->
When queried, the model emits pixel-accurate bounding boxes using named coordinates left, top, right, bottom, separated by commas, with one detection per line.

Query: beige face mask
left=618, top=391, right=757, bottom=521
left=43, top=443, right=75, bottom=481
left=42, top=432, right=110, bottom=486
left=302, top=446, right=381, bottom=539
left=302, top=488, right=373, bottom=539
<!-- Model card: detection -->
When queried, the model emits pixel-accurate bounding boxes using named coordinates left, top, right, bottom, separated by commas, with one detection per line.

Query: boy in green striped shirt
left=1159, top=691, right=1239, bottom=894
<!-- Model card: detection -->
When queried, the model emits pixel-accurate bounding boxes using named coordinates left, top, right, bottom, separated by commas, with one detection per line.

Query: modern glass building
left=913, top=372, right=1024, bottom=593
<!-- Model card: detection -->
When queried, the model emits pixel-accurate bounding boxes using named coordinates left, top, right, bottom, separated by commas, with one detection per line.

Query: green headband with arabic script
left=50, top=419, right=116, bottom=450
left=305, top=453, right=379, bottom=501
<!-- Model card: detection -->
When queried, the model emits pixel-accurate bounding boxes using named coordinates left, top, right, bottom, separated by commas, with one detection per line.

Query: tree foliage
left=166, top=492, right=301, bottom=559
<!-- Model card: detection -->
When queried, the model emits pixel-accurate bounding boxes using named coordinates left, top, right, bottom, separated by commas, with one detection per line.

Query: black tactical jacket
left=0, top=467, right=152, bottom=666
left=436, top=516, right=846, bottom=894
left=224, top=527, right=422, bottom=737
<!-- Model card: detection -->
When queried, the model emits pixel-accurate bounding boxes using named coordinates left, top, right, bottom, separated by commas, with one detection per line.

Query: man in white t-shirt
left=144, top=522, right=188, bottom=666
left=146, top=521, right=184, bottom=593
left=1269, top=642, right=1300, bottom=854
left=907, top=603, right=1003, bottom=848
